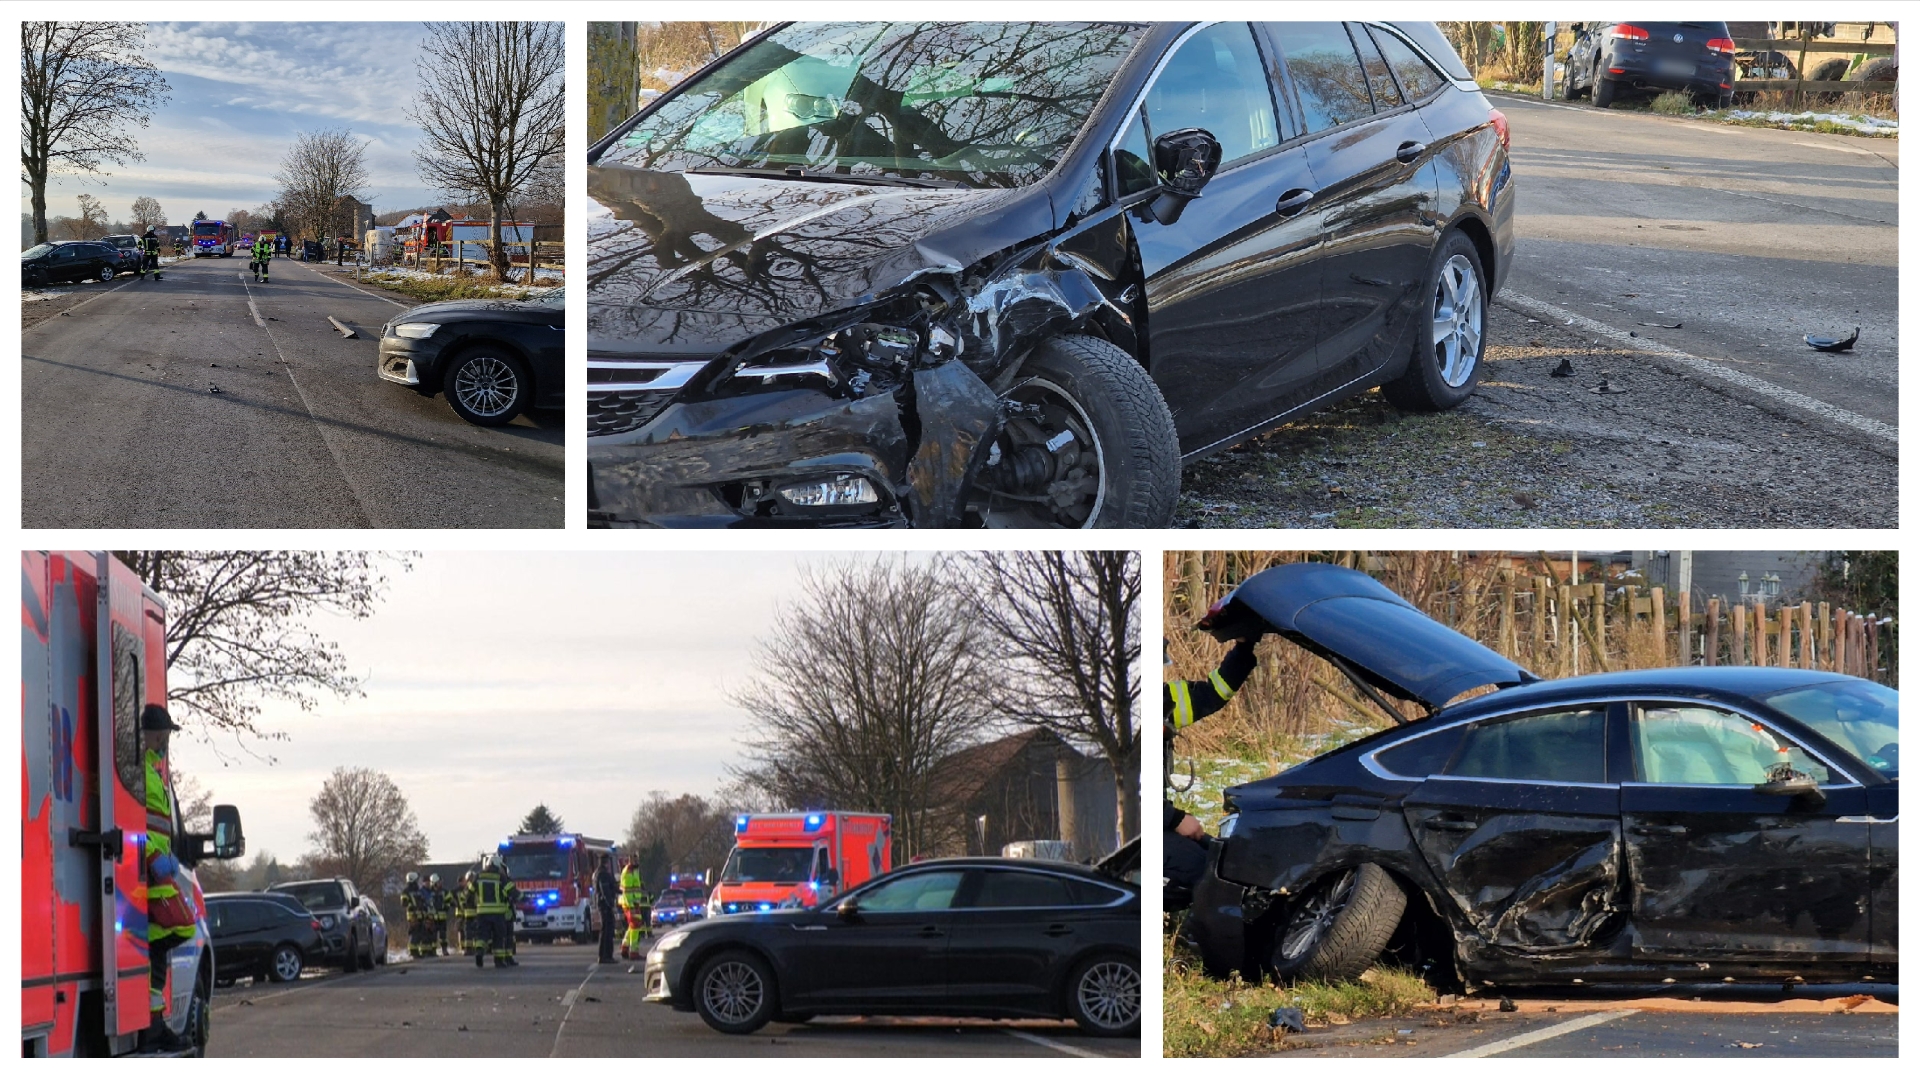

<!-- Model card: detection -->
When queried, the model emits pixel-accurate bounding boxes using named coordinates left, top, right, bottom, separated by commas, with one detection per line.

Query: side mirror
left=834, top=897, right=861, bottom=921
left=822, top=866, right=840, bottom=888
left=1755, top=774, right=1826, bottom=807
left=211, top=804, right=246, bottom=860
left=1149, top=128, right=1222, bottom=225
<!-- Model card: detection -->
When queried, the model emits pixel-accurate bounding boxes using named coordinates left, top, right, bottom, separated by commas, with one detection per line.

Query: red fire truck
left=497, top=832, right=617, bottom=942
left=22, top=552, right=246, bottom=1056
left=708, top=812, right=891, bottom=914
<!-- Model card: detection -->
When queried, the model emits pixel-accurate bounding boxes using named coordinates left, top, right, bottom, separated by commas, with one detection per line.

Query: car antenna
left=1321, top=653, right=1412, bottom=726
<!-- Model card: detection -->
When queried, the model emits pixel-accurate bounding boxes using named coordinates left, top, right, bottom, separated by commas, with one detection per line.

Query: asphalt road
left=21, top=256, right=563, bottom=528
left=1276, top=989, right=1897, bottom=1058
left=209, top=942, right=1138, bottom=1058
left=1496, top=91, right=1899, bottom=427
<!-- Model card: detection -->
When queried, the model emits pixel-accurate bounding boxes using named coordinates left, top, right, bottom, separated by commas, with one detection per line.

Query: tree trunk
left=29, top=165, right=49, bottom=246
left=490, top=200, right=508, bottom=282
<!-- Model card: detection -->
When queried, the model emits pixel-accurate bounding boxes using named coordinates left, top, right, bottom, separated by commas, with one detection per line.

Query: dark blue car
left=1562, top=21, right=1738, bottom=108
left=1184, top=563, right=1899, bottom=991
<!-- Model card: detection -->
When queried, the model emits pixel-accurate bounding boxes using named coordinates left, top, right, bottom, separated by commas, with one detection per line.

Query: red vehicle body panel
left=709, top=812, right=892, bottom=913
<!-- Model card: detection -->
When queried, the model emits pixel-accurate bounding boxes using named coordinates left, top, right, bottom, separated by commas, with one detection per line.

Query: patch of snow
left=1719, top=109, right=1898, bottom=136
left=22, top=289, right=72, bottom=301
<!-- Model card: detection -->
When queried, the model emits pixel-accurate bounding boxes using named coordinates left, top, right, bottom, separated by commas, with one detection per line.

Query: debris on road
left=1269, top=1008, right=1307, bottom=1033
left=1805, top=327, right=1859, bottom=353
left=1590, top=375, right=1628, bottom=394
left=1550, top=356, right=1575, bottom=377
left=327, top=315, right=357, bottom=338
left=1498, top=998, right=1517, bottom=1012
left=208, top=385, right=222, bottom=394
left=1639, top=321, right=1682, bottom=329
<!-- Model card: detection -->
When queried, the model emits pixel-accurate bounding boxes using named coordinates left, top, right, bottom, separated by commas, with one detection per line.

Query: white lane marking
left=548, top=963, right=601, bottom=1057
left=289, top=258, right=407, bottom=307
left=1002, top=1028, right=1109, bottom=1058
left=1499, top=291, right=1897, bottom=443
left=238, top=273, right=384, bottom=527
left=1446, top=1009, right=1637, bottom=1058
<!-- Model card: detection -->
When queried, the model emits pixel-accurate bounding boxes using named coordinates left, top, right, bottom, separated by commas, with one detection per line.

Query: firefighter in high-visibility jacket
left=251, top=234, right=272, bottom=283
left=401, top=872, right=429, bottom=958
left=141, top=705, right=196, bottom=1051
left=1165, top=631, right=1263, bottom=904
left=618, top=859, right=649, bottom=959
left=455, top=870, right=478, bottom=956
left=470, top=855, right=519, bottom=968
left=426, top=873, right=450, bottom=956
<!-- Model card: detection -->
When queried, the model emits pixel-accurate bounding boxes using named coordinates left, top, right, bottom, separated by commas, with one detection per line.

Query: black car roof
left=888, top=855, right=1135, bottom=885
left=1448, top=666, right=1858, bottom=717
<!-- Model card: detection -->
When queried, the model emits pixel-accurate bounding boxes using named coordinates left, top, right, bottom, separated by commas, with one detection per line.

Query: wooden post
left=1705, top=597, right=1719, bottom=665
left=1793, top=27, right=1811, bottom=112
left=1816, top=601, right=1831, bottom=670
left=1798, top=603, right=1814, bottom=669
left=1866, top=618, right=1879, bottom=680
left=1835, top=611, right=1849, bottom=676
left=1650, top=586, right=1666, bottom=664
left=1731, top=604, right=1746, bottom=666
left=1753, top=600, right=1767, bottom=666
left=1498, top=574, right=1515, bottom=659
left=1556, top=583, right=1573, bottom=677
left=1678, top=590, right=1692, bottom=665
left=1776, top=604, right=1791, bottom=667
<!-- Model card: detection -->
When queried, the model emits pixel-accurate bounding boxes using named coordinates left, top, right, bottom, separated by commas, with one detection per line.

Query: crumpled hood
left=586, top=164, right=1043, bottom=355
left=1206, top=563, right=1536, bottom=712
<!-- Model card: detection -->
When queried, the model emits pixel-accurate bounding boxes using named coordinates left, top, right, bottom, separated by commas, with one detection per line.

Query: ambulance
left=707, top=812, right=890, bottom=914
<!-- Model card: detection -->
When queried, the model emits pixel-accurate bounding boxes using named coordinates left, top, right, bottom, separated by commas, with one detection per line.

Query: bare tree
left=20, top=22, right=170, bottom=245
left=128, top=194, right=164, bottom=231
left=622, top=791, right=739, bottom=887
left=273, top=128, right=370, bottom=243
left=730, top=558, right=993, bottom=860
left=966, top=551, right=1141, bottom=841
left=64, top=193, right=108, bottom=239
left=306, top=767, right=429, bottom=890
left=113, top=551, right=410, bottom=750
left=407, top=22, right=564, bottom=281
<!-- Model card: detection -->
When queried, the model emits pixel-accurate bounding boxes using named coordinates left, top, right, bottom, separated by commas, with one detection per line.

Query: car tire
left=1266, top=864, right=1406, bottom=984
left=443, top=346, right=531, bottom=426
left=1592, top=72, right=1618, bottom=107
left=1852, top=57, right=1897, bottom=85
left=692, top=950, right=779, bottom=1035
left=1810, top=57, right=1850, bottom=81
left=361, top=932, right=377, bottom=970
left=1064, top=953, right=1141, bottom=1037
left=186, top=968, right=212, bottom=1057
left=268, top=944, right=304, bottom=983
left=96, top=264, right=115, bottom=283
left=342, top=932, right=359, bottom=971
left=988, top=335, right=1179, bottom=528
left=1382, top=231, right=1487, bottom=414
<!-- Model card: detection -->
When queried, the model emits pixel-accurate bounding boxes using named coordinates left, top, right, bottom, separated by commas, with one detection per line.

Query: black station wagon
left=587, top=21, right=1514, bottom=528
left=1182, top=563, right=1899, bottom=991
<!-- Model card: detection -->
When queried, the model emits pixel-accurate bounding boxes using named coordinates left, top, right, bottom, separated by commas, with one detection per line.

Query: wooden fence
left=1731, top=35, right=1897, bottom=108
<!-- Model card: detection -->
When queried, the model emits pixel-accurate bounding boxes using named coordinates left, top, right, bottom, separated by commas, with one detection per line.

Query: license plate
left=523, top=919, right=547, bottom=928
left=1654, top=58, right=1696, bottom=77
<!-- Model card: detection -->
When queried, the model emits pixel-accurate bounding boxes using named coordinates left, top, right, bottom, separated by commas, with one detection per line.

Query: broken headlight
left=725, top=322, right=926, bottom=399
left=778, top=475, right=879, bottom=507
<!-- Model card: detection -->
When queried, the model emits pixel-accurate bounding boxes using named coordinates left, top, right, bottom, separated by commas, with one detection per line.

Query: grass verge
left=355, top=272, right=535, bottom=304
left=1164, top=937, right=1435, bottom=1057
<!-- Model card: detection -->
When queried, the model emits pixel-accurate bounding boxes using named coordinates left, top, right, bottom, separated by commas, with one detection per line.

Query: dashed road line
left=1002, top=1028, right=1108, bottom=1058
left=1445, top=1009, right=1637, bottom=1058
left=548, top=963, right=602, bottom=1057
left=1499, top=290, right=1897, bottom=444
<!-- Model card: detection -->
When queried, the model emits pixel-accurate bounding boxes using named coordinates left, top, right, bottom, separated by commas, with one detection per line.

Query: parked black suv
left=587, top=21, right=1513, bottom=528
left=1562, top=22, right=1737, bottom=107
left=269, top=878, right=376, bottom=970
left=206, top=892, right=325, bottom=985
left=21, top=241, right=121, bottom=287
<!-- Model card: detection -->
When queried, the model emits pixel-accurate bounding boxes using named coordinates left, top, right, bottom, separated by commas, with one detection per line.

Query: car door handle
left=917, top=925, right=944, bottom=938
left=1629, top=824, right=1689, bottom=837
left=1421, top=816, right=1477, bottom=832
left=1042, top=924, right=1072, bottom=937
left=1275, top=188, right=1315, bottom=217
left=1395, top=141, right=1428, bottom=164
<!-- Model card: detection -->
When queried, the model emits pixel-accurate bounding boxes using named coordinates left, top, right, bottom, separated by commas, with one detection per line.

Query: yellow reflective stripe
left=1209, top=668, right=1236, bottom=701
left=1169, top=681, right=1195, bottom=730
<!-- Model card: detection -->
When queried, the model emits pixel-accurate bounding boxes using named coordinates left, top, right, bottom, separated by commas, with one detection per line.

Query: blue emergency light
left=735, top=815, right=749, bottom=833
left=804, top=813, right=824, bottom=831
left=558, top=836, right=574, bottom=847
left=548, top=891, right=560, bottom=901
left=756, top=902, right=773, bottom=911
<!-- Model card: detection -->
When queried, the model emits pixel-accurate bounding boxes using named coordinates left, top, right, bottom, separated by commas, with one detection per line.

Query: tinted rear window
left=1268, top=22, right=1373, bottom=133
left=971, top=869, right=1076, bottom=908
left=1350, top=23, right=1402, bottom=109
left=1369, top=26, right=1447, bottom=101
left=1385, top=22, right=1472, bottom=81
left=1447, top=708, right=1607, bottom=783
left=1374, top=724, right=1467, bottom=778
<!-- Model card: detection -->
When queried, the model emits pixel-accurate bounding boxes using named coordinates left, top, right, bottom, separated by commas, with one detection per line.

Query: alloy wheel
left=1077, top=960, right=1140, bottom=1031
left=1430, top=253, right=1483, bottom=388
left=273, top=947, right=302, bottom=982
left=701, top=960, right=765, bottom=1025
left=453, top=356, right=520, bottom=418
left=1278, top=869, right=1356, bottom=960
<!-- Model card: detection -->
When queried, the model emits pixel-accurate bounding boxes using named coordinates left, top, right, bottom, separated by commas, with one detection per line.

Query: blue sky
left=170, top=552, right=943, bottom=866
left=26, top=22, right=446, bottom=226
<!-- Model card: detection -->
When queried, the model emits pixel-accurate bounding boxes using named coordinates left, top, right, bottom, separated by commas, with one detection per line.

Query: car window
left=1373, top=723, right=1467, bottom=778
left=1446, top=708, right=1606, bottom=783
left=969, top=869, right=1076, bottom=908
left=1349, top=23, right=1402, bottom=110
left=1758, top=681, right=1898, bottom=778
left=1632, top=705, right=1832, bottom=785
left=23, top=243, right=53, bottom=259
left=1065, top=877, right=1129, bottom=905
left=1268, top=22, right=1374, bottom=134
left=1369, top=28, right=1448, bottom=101
left=1113, top=108, right=1155, bottom=198
left=1145, top=22, right=1280, bottom=168
left=855, top=870, right=964, bottom=912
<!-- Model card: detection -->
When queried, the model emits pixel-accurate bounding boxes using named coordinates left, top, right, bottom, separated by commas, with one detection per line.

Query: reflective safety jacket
left=619, top=866, right=646, bottom=909
left=252, top=239, right=272, bottom=262
left=470, top=868, right=517, bottom=916
left=401, top=884, right=424, bottom=918
left=1164, top=637, right=1260, bottom=830
left=423, top=884, right=445, bottom=917
left=144, top=749, right=194, bottom=936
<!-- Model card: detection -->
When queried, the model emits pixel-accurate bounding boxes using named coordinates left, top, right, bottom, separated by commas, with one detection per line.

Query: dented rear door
left=1402, top=704, right=1624, bottom=954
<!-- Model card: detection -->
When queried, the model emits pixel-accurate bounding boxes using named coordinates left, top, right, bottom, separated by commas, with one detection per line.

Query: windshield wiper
left=687, top=165, right=966, bottom=189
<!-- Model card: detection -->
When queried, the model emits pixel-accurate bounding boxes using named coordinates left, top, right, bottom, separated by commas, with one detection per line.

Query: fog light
left=779, top=475, right=877, bottom=507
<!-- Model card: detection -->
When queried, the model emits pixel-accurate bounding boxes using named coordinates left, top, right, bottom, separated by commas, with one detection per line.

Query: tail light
left=1489, top=109, right=1510, bottom=150
left=1706, top=37, right=1736, bottom=55
left=1611, top=24, right=1650, bottom=41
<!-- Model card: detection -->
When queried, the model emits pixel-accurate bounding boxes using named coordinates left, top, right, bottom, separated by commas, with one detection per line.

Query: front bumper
left=378, top=335, right=445, bottom=388
left=643, top=948, right=687, bottom=1007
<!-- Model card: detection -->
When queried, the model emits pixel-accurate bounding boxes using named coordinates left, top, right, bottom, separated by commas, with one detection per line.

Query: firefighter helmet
left=405, top=871, right=419, bottom=884
left=428, top=873, right=441, bottom=886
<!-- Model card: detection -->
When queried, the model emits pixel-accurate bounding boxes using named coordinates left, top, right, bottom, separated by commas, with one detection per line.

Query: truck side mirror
left=211, top=804, right=246, bottom=860
left=822, top=866, right=840, bottom=887
left=1149, top=127, right=1222, bottom=226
